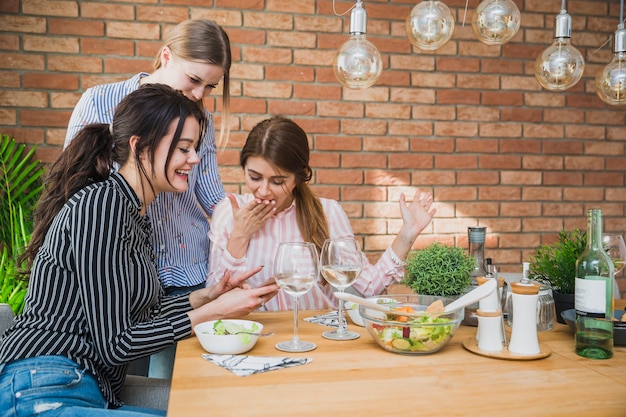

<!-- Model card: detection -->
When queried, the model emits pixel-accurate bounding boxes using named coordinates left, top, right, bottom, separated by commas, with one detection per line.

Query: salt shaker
left=508, top=281, right=541, bottom=355
left=476, top=309, right=504, bottom=352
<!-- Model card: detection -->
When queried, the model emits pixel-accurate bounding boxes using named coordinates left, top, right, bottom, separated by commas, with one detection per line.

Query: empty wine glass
left=602, top=234, right=626, bottom=276
left=274, top=242, right=319, bottom=352
left=319, top=237, right=362, bottom=341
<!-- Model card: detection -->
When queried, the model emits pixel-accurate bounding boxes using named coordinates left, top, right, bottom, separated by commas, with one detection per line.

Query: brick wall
left=1, top=0, right=625, bottom=273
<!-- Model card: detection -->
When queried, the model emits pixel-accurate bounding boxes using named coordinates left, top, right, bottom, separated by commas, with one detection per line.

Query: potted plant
left=529, top=229, right=586, bottom=324
left=0, top=133, right=45, bottom=315
left=403, top=242, right=476, bottom=297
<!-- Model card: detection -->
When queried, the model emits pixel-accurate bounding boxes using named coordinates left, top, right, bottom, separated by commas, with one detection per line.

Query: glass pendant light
left=534, top=2, right=585, bottom=91
left=406, top=0, right=455, bottom=51
left=333, top=0, right=383, bottom=89
left=595, top=0, right=626, bottom=106
left=471, top=0, right=521, bottom=46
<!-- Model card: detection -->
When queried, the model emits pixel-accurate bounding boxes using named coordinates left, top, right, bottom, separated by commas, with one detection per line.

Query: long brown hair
left=21, top=84, right=205, bottom=275
left=155, top=19, right=232, bottom=148
left=240, top=116, right=329, bottom=253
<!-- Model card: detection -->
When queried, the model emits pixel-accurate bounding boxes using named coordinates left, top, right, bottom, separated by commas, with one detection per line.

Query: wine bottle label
left=574, top=277, right=607, bottom=317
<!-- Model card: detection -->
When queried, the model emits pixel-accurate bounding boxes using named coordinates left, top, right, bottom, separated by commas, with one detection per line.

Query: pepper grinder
left=508, top=281, right=541, bottom=355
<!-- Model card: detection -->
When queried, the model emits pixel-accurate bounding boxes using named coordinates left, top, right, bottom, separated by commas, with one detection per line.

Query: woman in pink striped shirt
left=208, top=116, right=436, bottom=310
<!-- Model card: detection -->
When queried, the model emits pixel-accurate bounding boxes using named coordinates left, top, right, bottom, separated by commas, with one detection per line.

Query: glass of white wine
left=274, top=242, right=319, bottom=352
left=319, top=237, right=362, bottom=341
left=602, top=234, right=626, bottom=276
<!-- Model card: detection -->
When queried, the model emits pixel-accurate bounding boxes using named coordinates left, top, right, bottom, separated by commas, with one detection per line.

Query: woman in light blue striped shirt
left=65, top=19, right=230, bottom=295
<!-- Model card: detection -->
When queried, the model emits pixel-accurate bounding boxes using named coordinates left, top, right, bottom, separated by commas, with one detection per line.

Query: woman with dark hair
left=0, top=85, right=278, bottom=416
left=207, top=116, right=435, bottom=311
left=64, top=18, right=236, bottom=379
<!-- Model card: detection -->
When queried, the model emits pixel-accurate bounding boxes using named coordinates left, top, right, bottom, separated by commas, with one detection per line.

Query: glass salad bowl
left=359, top=294, right=463, bottom=355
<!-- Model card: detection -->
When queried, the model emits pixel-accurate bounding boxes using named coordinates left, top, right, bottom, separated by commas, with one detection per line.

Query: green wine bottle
left=575, top=208, right=614, bottom=359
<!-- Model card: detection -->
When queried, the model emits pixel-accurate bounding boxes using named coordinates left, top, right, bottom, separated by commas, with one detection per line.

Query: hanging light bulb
left=534, top=4, right=585, bottom=91
left=333, top=0, right=382, bottom=89
left=595, top=0, right=626, bottom=106
left=406, top=0, right=455, bottom=51
left=471, top=0, right=521, bottom=46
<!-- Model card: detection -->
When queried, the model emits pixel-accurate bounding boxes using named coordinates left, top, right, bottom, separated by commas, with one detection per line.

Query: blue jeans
left=0, top=356, right=165, bottom=417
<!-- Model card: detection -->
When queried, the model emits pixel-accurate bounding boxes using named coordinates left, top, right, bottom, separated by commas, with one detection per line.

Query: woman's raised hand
left=399, top=189, right=436, bottom=235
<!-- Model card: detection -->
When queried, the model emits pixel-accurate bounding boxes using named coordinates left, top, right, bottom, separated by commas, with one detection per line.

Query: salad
left=370, top=306, right=455, bottom=352
left=207, top=320, right=260, bottom=344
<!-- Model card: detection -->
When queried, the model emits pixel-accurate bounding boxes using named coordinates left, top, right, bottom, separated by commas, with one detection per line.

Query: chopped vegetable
left=208, top=320, right=260, bottom=344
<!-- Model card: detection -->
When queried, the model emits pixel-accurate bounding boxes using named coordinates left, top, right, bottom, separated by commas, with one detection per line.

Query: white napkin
left=303, top=310, right=347, bottom=329
left=202, top=354, right=312, bottom=377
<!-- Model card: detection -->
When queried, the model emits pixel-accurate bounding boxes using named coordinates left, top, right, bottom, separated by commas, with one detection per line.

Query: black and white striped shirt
left=0, top=173, right=193, bottom=406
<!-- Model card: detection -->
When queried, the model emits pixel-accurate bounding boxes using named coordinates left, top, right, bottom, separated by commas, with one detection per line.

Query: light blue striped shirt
left=64, top=73, right=225, bottom=288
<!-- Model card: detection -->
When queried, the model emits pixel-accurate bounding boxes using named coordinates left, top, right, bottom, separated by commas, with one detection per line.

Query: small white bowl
left=345, top=297, right=395, bottom=327
left=345, top=301, right=365, bottom=326
left=194, top=319, right=263, bottom=355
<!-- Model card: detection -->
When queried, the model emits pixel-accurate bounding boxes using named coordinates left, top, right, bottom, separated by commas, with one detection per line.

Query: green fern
left=0, top=133, right=44, bottom=255
left=0, top=133, right=45, bottom=314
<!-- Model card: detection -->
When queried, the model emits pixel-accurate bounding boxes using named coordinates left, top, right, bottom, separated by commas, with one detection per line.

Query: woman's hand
left=226, top=194, right=276, bottom=259
left=391, top=189, right=436, bottom=260
left=188, top=280, right=280, bottom=332
left=399, top=190, right=436, bottom=237
left=191, top=266, right=264, bottom=307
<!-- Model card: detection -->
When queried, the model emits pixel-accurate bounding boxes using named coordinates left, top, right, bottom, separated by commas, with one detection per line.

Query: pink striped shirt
left=208, top=194, right=405, bottom=310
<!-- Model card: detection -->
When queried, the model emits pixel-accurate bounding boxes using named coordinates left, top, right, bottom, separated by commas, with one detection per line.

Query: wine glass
left=602, top=234, right=626, bottom=276
left=319, top=237, right=362, bottom=340
left=274, top=242, right=319, bottom=352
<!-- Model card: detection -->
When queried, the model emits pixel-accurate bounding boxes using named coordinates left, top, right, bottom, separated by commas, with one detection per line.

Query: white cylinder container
left=508, top=282, right=541, bottom=355
left=476, top=309, right=504, bottom=352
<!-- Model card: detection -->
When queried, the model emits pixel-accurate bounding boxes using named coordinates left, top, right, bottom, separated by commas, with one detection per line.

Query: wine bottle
left=574, top=208, right=614, bottom=359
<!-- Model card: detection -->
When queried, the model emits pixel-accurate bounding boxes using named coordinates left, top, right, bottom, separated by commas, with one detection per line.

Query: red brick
left=0, top=0, right=18, bottom=13
left=0, top=35, right=19, bottom=52
left=0, top=71, right=20, bottom=88
left=82, top=39, right=135, bottom=56
left=20, top=110, right=72, bottom=128
left=482, top=91, right=524, bottom=106
left=48, top=56, right=102, bottom=73
left=317, top=102, right=364, bottom=118
left=341, top=153, right=387, bottom=169
left=0, top=91, right=47, bottom=107
left=105, top=58, right=151, bottom=74
left=314, top=135, right=361, bottom=151
left=0, top=15, right=47, bottom=33
left=23, top=73, right=78, bottom=90
left=136, top=6, right=189, bottom=23
left=81, top=3, right=135, bottom=20
left=268, top=100, right=315, bottom=116
left=388, top=154, right=432, bottom=169
left=456, top=137, right=498, bottom=153
left=49, top=19, right=104, bottom=36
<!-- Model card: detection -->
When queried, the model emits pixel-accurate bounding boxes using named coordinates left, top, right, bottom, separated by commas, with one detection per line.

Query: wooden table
left=168, top=300, right=626, bottom=417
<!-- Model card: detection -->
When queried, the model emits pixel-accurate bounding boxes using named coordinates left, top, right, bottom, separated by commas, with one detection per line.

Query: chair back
left=0, top=303, right=15, bottom=334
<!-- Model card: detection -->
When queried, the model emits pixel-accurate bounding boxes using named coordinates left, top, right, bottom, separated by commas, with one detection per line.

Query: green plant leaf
left=0, top=132, right=43, bottom=315
left=529, top=229, right=586, bottom=294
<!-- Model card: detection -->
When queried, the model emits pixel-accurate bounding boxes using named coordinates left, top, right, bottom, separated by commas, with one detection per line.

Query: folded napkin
left=202, top=354, right=312, bottom=377
left=303, top=310, right=347, bottom=329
